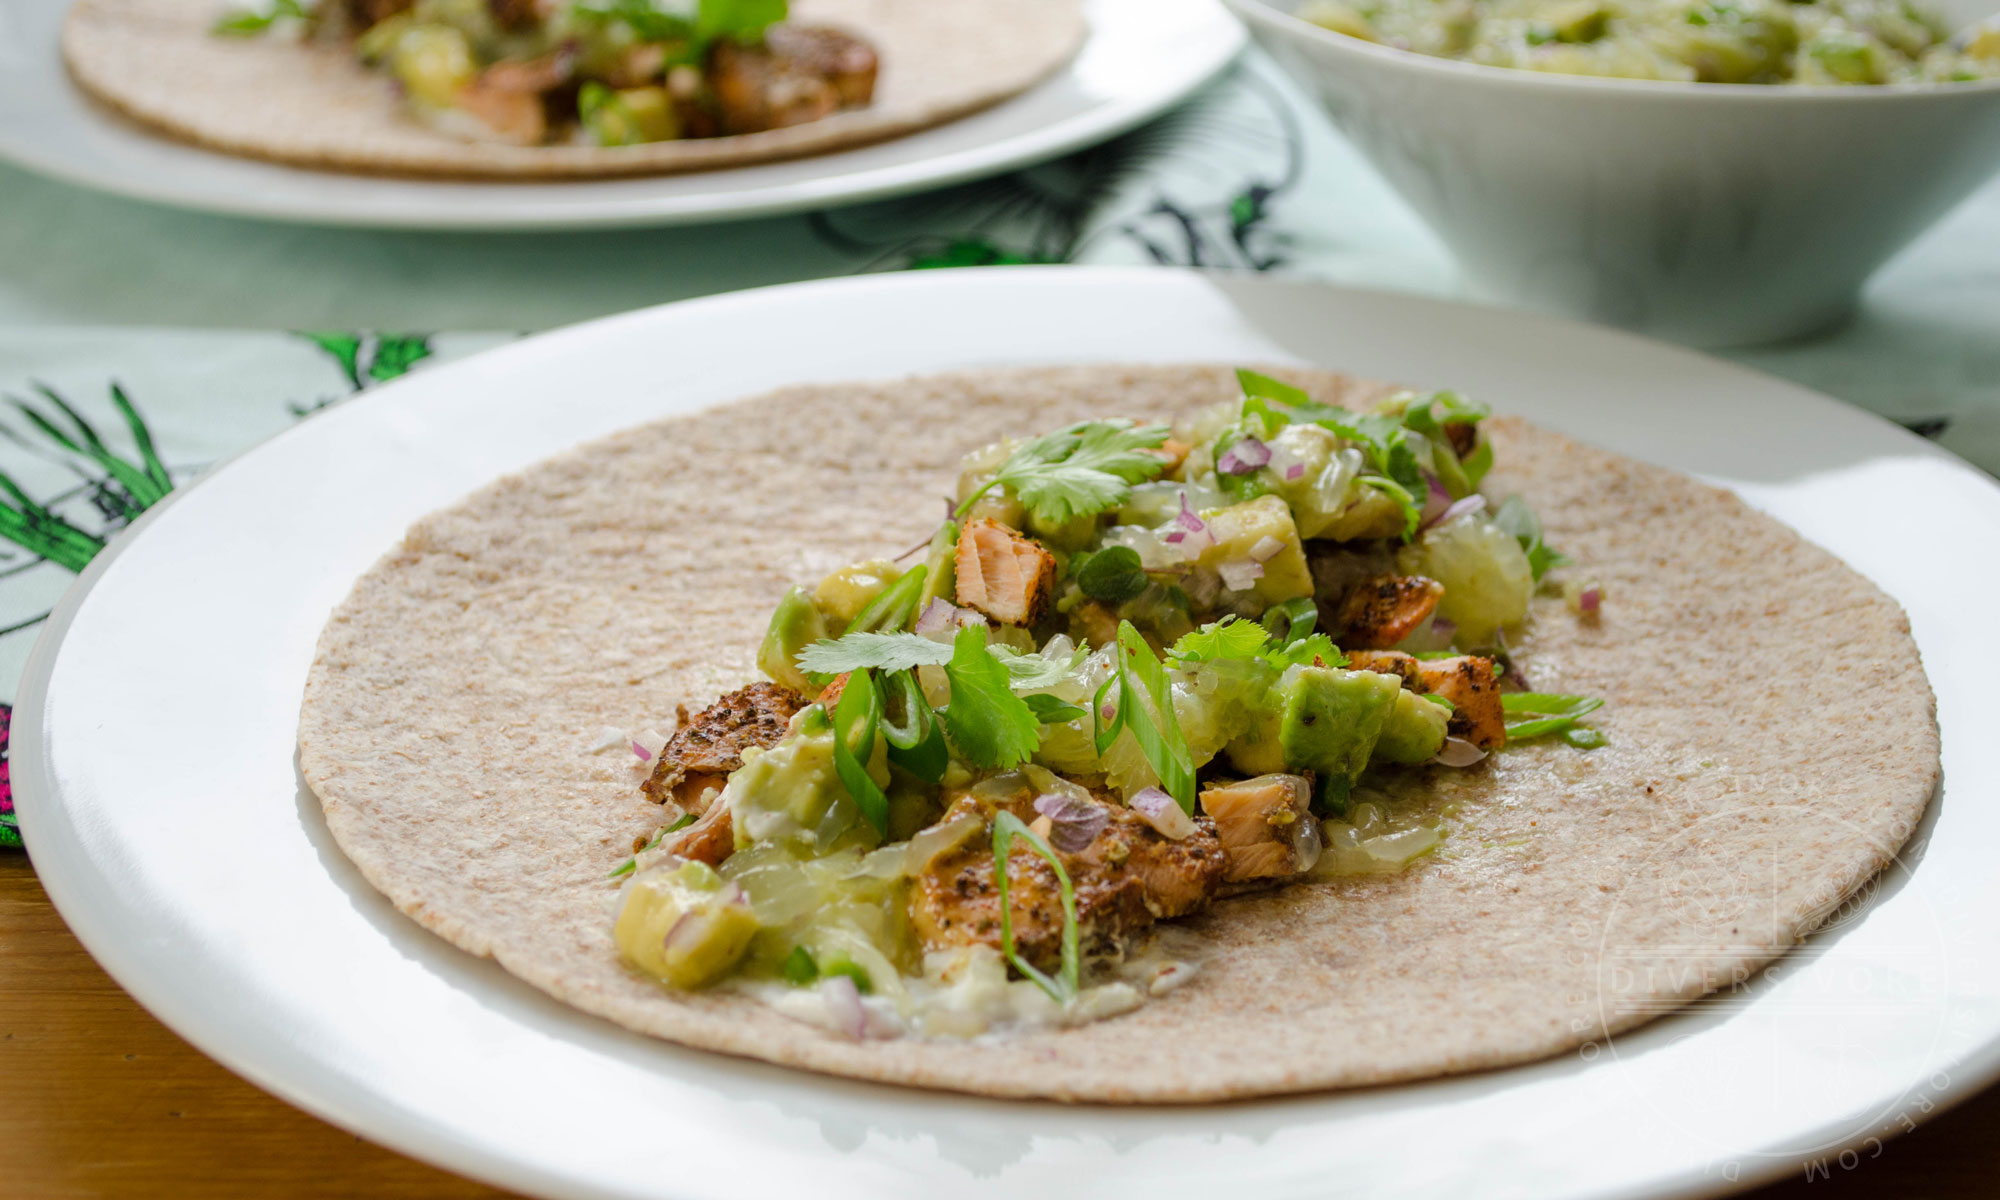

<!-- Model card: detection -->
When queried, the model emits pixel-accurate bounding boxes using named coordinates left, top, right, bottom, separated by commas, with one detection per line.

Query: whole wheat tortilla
left=298, top=365, right=1938, bottom=1102
left=62, top=0, right=1085, bottom=178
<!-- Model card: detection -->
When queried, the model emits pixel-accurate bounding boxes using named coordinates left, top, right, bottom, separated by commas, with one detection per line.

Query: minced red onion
left=1033, top=793, right=1109, bottom=853
left=631, top=728, right=668, bottom=762
left=1248, top=534, right=1286, bottom=563
left=1217, top=436, right=1272, bottom=476
left=1129, top=787, right=1196, bottom=840
left=1217, top=559, right=1264, bottom=592
left=1433, top=737, right=1487, bottom=768
left=1579, top=586, right=1602, bottom=615
left=819, top=975, right=867, bottom=1040
left=1420, top=473, right=1452, bottom=526
left=1421, top=493, right=1487, bottom=533
left=1160, top=491, right=1214, bottom=554
left=914, top=598, right=959, bottom=634
left=1285, top=463, right=1305, bottom=480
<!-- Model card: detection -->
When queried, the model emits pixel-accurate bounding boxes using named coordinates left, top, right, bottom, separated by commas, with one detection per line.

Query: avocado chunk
left=1374, top=689, right=1451, bottom=764
left=728, top=711, right=866, bottom=849
left=1197, top=494, right=1315, bottom=605
left=757, top=586, right=829, bottom=695
left=614, top=860, right=759, bottom=990
left=1275, top=665, right=1402, bottom=786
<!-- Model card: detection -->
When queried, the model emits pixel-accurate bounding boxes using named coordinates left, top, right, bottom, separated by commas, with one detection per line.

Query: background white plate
left=0, top=0, right=1242, bottom=230
left=18, top=268, right=2000, bottom=1200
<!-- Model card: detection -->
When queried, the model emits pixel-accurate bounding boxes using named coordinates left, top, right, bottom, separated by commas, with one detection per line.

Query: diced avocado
left=1198, top=495, right=1314, bottom=605
left=1547, top=0, right=1610, bottom=42
left=757, top=586, right=828, bottom=695
left=614, top=860, right=759, bottom=989
left=1806, top=32, right=1887, bottom=83
left=1374, top=690, right=1451, bottom=764
left=389, top=24, right=477, bottom=107
left=1275, top=665, right=1402, bottom=785
left=1316, top=484, right=1408, bottom=542
left=814, top=560, right=901, bottom=627
left=728, top=713, right=859, bottom=848
left=1224, top=709, right=1288, bottom=776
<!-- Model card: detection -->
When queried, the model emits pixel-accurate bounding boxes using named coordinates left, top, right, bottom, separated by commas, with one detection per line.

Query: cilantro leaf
left=797, top=631, right=954, bottom=675
left=1169, top=616, right=1273, bottom=663
left=961, top=420, right=1171, bottom=526
left=1071, top=545, right=1150, bottom=603
left=1396, top=390, right=1490, bottom=437
left=1269, top=632, right=1345, bottom=670
left=940, top=626, right=1042, bottom=769
left=1260, top=597, right=1318, bottom=645
left=697, top=0, right=786, bottom=42
left=1491, top=494, right=1573, bottom=582
left=212, top=0, right=304, bottom=34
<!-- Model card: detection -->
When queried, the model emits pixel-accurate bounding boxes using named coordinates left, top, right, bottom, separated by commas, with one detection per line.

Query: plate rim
left=16, top=266, right=2000, bottom=1200
left=0, top=0, right=1245, bottom=231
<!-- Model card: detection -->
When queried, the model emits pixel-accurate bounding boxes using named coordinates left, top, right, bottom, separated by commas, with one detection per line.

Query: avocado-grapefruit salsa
left=1301, top=0, right=2000, bottom=83
left=609, top=369, right=1608, bottom=1040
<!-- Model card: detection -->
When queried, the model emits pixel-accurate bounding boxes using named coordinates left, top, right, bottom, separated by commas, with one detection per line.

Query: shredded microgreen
left=797, top=631, right=953, bottom=675
left=957, top=420, right=1171, bottom=526
left=1501, top=692, right=1605, bottom=742
left=1096, top=622, right=1197, bottom=814
left=212, top=0, right=305, bottom=34
left=1169, top=615, right=1342, bottom=671
left=1238, top=370, right=1426, bottom=497
left=939, top=625, right=1042, bottom=770
left=831, top=667, right=890, bottom=837
left=1491, top=494, right=1573, bottom=582
left=605, top=811, right=697, bottom=879
left=991, top=811, right=1080, bottom=1005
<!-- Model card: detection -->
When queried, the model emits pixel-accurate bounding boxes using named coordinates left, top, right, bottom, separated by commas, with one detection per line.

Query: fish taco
left=62, top=0, right=1085, bottom=177
left=299, top=364, right=1936, bottom=1101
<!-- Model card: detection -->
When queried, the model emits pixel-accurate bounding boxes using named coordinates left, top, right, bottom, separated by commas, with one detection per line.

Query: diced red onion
left=1579, top=587, right=1601, bottom=615
left=1248, top=535, right=1286, bottom=563
left=1129, top=787, right=1196, bottom=840
left=1433, top=737, right=1487, bottom=768
left=1285, top=463, right=1306, bottom=480
left=914, top=598, right=960, bottom=634
left=819, top=975, right=867, bottom=1040
left=633, top=728, right=669, bottom=760
left=1424, top=496, right=1488, bottom=536
left=1216, top=559, right=1264, bottom=592
left=1033, top=793, right=1109, bottom=853
left=1161, top=491, right=1214, bottom=554
left=1216, top=436, right=1272, bottom=476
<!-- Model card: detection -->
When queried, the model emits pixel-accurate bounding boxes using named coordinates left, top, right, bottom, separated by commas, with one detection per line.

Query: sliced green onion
left=1562, top=726, right=1608, bottom=750
left=847, top=565, right=928, bottom=634
left=1261, top=596, right=1318, bottom=645
left=782, top=945, right=819, bottom=985
left=991, top=811, right=1079, bottom=1005
left=879, top=668, right=947, bottom=783
left=831, top=668, right=890, bottom=836
left=1502, top=692, right=1605, bottom=742
left=1113, top=622, right=1197, bottom=814
left=605, top=811, right=696, bottom=879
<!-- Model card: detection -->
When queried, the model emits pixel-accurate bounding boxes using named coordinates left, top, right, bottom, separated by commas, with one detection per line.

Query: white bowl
left=1226, top=0, right=2000, bottom=345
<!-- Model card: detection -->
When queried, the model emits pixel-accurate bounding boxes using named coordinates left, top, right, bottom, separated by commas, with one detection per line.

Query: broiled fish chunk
left=1334, top=575, right=1444, bottom=650
left=657, top=802, right=734, bottom=867
left=910, top=786, right=1226, bottom=972
left=642, top=681, right=806, bottom=812
left=1199, top=774, right=1317, bottom=882
left=954, top=517, right=1057, bottom=625
left=707, top=25, right=878, bottom=135
left=1415, top=655, right=1506, bottom=751
left=1344, top=648, right=1422, bottom=690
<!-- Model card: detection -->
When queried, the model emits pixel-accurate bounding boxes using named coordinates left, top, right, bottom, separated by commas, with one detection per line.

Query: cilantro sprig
left=956, top=420, right=1171, bottom=526
left=991, top=811, right=1080, bottom=1005
left=1169, top=614, right=1344, bottom=672
left=940, top=626, right=1042, bottom=770
left=797, top=631, right=954, bottom=675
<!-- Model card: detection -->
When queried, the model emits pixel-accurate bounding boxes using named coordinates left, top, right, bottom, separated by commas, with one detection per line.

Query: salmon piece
left=642, top=682, right=805, bottom=811
left=1335, top=575, right=1444, bottom=649
left=453, top=80, right=547, bottom=145
left=764, top=25, right=879, bottom=107
left=1199, top=774, right=1315, bottom=883
left=479, top=50, right=573, bottom=95
left=910, top=785, right=1226, bottom=971
left=659, top=803, right=733, bottom=868
left=954, top=517, right=1057, bottom=626
left=1345, top=649, right=1422, bottom=689
left=1415, top=656, right=1506, bottom=750
left=1150, top=438, right=1192, bottom=475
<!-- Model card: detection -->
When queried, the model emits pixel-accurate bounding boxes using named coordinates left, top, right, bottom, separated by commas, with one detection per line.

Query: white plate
left=0, top=0, right=1242, bottom=231
left=18, top=268, right=2000, bottom=1200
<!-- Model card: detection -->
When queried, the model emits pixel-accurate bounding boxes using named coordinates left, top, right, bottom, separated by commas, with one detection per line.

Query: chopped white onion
left=1216, top=559, right=1265, bottom=592
left=1420, top=493, right=1487, bottom=533
left=907, top=812, right=984, bottom=871
left=1149, top=962, right=1198, bottom=996
left=1433, top=737, right=1487, bottom=767
left=1129, top=787, right=1196, bottom=840
left=1247, top=534, right=1286, bottom=563
left=631, top=728, right=670, bottom=762
left=913, top=598, right=960, bottom=634
left=1216, top=436, right=1272, bottom=476
left=587, top=725, right=628, bottom=754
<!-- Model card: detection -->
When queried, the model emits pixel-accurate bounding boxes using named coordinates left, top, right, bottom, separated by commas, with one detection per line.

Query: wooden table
left=3, top=851, right=1992, bottom=1198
